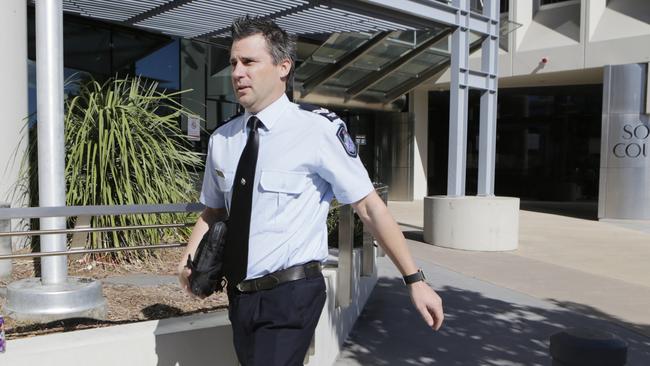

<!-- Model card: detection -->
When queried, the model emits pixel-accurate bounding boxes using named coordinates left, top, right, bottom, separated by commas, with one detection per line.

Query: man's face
left=230, top=34, right=291, bottom=114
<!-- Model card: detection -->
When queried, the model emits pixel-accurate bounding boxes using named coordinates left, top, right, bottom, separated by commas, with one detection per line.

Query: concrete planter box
left=424, top=196, right=520, bottom=251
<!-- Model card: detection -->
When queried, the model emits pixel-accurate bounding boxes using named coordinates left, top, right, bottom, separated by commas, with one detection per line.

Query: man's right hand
left=178, top=207, right=226, bottom=298
left=177, top=263, right=195, bottom=297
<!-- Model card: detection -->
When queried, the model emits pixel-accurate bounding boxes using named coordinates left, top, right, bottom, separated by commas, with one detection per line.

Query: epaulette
left=299, top=103, right=342, bottom=123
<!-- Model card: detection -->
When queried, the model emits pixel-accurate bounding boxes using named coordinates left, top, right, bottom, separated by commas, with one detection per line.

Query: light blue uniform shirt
left=200, top=94, right=374, bottom=280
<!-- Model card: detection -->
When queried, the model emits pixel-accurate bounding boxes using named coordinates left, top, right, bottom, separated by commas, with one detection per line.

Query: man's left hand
left=408, top=281, right=444, bottom=330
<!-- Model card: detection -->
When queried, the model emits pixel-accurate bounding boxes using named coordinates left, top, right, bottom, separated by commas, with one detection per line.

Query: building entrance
left=428, top=85, right=602, bottom=204
left=334, top=109, right=413, bottom=201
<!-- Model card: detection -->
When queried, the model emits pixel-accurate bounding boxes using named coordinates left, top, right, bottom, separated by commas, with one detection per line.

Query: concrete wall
left=508, top=0, right=650, bottom=79
left=0, top=0, right=28, bottom=203
left=3, top=249, right=378, bottom=366
left=429, top=0, right=650, bottom=88
left=0, top=0, right=29, bottom=247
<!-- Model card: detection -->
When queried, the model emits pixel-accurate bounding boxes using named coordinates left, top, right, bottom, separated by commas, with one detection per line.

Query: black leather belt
left=235, top=261, right=322, bottom=293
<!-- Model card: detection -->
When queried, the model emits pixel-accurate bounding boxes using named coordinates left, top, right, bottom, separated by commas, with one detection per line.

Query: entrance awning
left=44, top=0, right=516, bottom=108
left=33, top=0, right=509, bottom=199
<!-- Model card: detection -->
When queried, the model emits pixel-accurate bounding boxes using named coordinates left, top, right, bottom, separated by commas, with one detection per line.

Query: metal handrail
left=0, top=243, right=185, bottom=259
left=0, top=185, right=389, bottom=308
left=0, top=222, right=194, bottom=238
left=0, top=185, right=388, bottom=260
left=0, top=202, right=205, bottom=220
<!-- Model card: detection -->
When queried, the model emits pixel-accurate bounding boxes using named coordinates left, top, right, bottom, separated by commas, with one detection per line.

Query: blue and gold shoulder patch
left=336, top=125, right=358, bottom=158
left=300, top=104, right=357, bottom=157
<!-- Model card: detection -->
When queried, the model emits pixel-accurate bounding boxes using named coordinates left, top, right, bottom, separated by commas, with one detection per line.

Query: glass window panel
left=310, top=83, right=348, bottom=98
left=430, top=35, right=450, bottom=53
left=371, top=72, right=412, bottom=93
left=62, top=21, right=112, bottom=76
left=389, top=30, right=416, bottom=44
left=309, top=32, right=372, bottom=63
left=416, top=29, right=445, bottom=47
left=399, top=52, right=448, bottom=76
left=469, top=31, right=483, bottom=45
left=294, top=60, right=328, bottom=81
left=325, top=67, right=373, bottom=88
left=135, top=39, right=180, bottom=90
left=351, top=42, right=411, bottom=70
left=389, top=29, right=441, bottom=47
left=357, top=89, right=384, bottom=103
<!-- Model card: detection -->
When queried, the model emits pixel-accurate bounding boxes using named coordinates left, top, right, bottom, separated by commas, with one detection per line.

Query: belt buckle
left=256, top=275, right=280, bottom=291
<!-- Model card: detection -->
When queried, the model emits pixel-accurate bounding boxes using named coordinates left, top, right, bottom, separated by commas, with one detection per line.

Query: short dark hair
left=231, top=16, right=296, bottom=86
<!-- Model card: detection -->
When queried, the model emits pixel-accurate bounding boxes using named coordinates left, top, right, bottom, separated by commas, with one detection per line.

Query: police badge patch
left=336, top=125, right=358, bottom=157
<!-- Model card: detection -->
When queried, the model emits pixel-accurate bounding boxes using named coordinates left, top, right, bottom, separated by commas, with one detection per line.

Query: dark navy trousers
left=227, top=275, right=327, bottom=366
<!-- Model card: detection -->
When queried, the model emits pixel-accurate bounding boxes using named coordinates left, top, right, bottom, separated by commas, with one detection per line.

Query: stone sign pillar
left=599, top=63, right=650, bottom=219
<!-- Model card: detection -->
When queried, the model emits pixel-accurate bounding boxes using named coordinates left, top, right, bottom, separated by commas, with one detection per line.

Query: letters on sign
left=612, top=123, right=649, bottom=158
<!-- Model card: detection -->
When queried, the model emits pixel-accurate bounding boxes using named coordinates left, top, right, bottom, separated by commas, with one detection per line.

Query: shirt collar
left=242, top=93, right=290, bottom=132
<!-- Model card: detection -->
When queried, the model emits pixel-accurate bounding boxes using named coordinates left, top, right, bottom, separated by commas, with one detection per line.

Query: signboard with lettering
left=599, top=63, right=650, bottom=219
left=606, top=116, right=650, bottom=166
left=188, top=115, right=201, bottom=141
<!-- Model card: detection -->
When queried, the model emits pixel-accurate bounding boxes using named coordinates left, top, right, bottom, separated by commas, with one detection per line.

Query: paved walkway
left=335, top=200, right=650, bottom=365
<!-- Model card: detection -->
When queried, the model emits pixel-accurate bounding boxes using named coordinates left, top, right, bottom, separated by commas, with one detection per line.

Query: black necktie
left=225, top=116, right=260, bottom=287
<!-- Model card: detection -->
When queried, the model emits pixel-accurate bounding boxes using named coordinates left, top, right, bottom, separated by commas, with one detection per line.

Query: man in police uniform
left=178, top=17, right=443, bottom=366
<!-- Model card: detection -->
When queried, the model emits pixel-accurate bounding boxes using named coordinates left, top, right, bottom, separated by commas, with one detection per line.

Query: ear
left=277, top=58, right=292, bottom=79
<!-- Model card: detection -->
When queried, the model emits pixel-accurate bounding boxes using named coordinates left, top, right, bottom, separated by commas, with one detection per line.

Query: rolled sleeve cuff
left=334, top=181, right=375, bottom=205
left=199, top=192, right=225, bottom=210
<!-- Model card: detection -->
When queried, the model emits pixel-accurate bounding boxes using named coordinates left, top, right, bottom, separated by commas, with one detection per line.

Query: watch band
left=403, top=269, right=426, bottom=285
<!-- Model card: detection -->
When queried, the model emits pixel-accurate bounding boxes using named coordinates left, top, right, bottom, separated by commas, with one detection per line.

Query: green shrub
left=20, top=76, right=203, bottom=262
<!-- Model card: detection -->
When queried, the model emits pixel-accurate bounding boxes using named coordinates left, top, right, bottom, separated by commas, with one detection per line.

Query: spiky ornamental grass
left=25, top=76, right=203, bottom=262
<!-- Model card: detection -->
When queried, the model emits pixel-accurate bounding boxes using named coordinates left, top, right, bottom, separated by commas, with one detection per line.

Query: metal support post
left=448, top=0, right=470, bottom=196
left=477, top=0, right=500, bottom=196
left=377, top=188, right=388, bottom=257
left=0, top=203, right=11, bottom=279
left=336, top=205, right=354, bottom=308
left=36, top=0, right=67, bottom=285
left=361, top=225, right=374, bottom=277
left=5, top=0, right=106, bottom=323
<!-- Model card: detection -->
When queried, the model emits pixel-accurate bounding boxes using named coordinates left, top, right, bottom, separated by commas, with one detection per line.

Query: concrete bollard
left=0, top=203, right=12, bottom=280
left=550, top=328, right=627, bottom=366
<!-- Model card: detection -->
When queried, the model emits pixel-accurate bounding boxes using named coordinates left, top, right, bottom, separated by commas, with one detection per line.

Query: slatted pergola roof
left=55, top=0, right=422, bottom=38
left=47, top=0, right=517, bottom=108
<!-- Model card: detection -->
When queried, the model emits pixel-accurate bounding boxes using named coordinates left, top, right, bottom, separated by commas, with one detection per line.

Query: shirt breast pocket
left=259, top=170, right=308, bottom=232
left=216, top=170, right=235, bottom=193
left=215, top=169, right=234, bottom=213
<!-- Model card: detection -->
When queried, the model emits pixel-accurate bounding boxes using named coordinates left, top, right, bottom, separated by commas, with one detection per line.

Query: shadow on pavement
left=337, top=278, right=650, bottom=366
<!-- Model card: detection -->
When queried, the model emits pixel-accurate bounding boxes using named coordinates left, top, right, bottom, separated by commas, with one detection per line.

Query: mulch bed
left=0, top=248, right=229, bottom=340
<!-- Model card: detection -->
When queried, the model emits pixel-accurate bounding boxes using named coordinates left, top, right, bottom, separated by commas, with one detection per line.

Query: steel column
left=36, top=0, right=67, bottom=285
left=447, top=0, right=470, bottom=196
left=477, top=0, right=500, bottom=196
left=336, top=205, right=354, bottom=308
left=361, top=225, right=374, bottom=277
